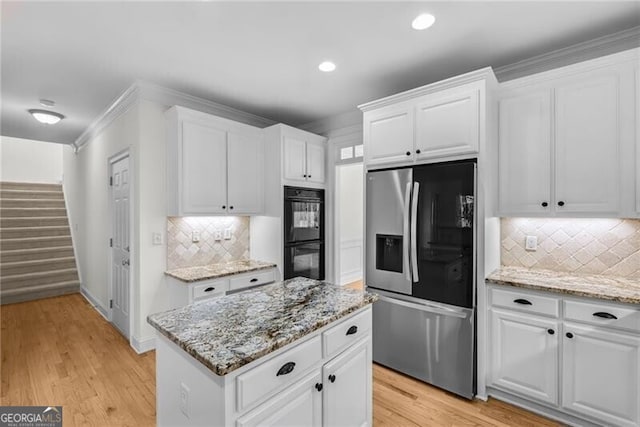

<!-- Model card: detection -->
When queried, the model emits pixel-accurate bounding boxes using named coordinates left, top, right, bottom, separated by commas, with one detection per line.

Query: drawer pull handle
left=250, top=278, right=259, bottom=283
left=593, top=312, right=617, bottom=320
left=276, top=362, right=295, bottom=376
left=315, top=383, right=323, bottom=392
left=204, top=287, right=215, bottom=292
left=328, top=374, right=336, bottom=383
left=346, top=325, right=358, bottom=336
left=513, top=298, right=532, bottom=305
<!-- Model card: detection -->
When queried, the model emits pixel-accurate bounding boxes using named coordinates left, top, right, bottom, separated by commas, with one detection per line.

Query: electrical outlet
left=214, top=230, right=222, bottom=241
left=191, top=231, right=200, bottom=243
left=152, top=232, right=163, bottom=245
left=224, top=228, right=232, bottom=240
left=180, top=382, right=190, bottom=418
left=525, top=235, right=538, bottom=251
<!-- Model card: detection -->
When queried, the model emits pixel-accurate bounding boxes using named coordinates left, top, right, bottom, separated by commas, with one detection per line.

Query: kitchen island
left=148, top=277, right=377, bottom=427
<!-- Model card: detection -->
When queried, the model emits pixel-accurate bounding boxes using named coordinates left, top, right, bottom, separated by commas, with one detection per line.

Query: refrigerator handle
left=411, top=182, right=420, bottom=282
left=403, top=182, right=412, bottom=282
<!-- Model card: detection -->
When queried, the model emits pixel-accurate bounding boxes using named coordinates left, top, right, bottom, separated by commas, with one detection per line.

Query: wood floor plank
left=1, top=293, right=560, bottom=426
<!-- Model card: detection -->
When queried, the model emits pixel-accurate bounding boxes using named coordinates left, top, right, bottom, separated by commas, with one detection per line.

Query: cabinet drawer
left=564, top=299, right=640, bottom=333
left=229, top=269, right=275, bottom=291
left=322, top=308, right=372, bottom=359
left=490, top=287, right=559, bottom=317
left=236, top=335, right=322, bottom=412
left=192, top=280, right=229, bottom=301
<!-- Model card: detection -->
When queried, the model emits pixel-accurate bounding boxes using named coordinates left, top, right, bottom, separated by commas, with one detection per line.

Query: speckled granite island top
left=165, top=259, right=276, bottom=283
left=488, top=266, right=640, bottom=305
left=147, top=277, right=378, bottom=376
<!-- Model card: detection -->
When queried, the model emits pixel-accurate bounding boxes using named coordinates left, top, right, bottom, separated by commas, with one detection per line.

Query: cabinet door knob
left=406, top=151, right=411, bottom=156
left=416, top=149, right=421, bottom=154
left=308, top=175, right=311, bottom=178
left=558, top=201, right=565, bottom=207
left=303, top=174, right=307, bottom=178
left=222, top=205, right=226, bottom=209
left=229, top=206, right=234, bottom=210
left=328, top=374, right=336, bottom=383
left=566, top=332, right=574, bottom=339
left=315, top=383, right=323, bottom=392
left=547, top=329, right=555, bottom=335
left=541, top=202, right=548, bottom=207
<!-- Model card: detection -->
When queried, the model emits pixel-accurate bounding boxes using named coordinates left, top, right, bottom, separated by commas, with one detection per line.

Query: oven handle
left=410, top=182, right=420, bottom=282
left=403, top=182, right=412, bottom=282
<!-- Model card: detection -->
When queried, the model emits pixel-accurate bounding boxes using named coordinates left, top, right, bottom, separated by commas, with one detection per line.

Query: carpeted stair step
left=1, top=268, right=79, bottom=290
left=0, top=246, right=75, bottom=263
left=1, top=257, right=77, bottom=276
left=1, top=281, right=80, bottom=304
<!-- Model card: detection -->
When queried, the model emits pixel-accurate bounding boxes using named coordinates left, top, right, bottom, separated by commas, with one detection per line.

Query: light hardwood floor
left=1, top=292, right=560, bottom=426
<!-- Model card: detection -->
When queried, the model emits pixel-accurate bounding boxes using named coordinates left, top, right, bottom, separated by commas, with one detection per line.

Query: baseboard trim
left=131, top=335, right=155, bottom=354
left=487, top=387, right=601, bottom=427
left=80, top=286, right=109, bottom=321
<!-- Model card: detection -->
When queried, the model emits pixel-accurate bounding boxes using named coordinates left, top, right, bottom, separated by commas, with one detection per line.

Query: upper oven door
left=284, top=188, right=323, bottom=243
left=365, top=168, right=413, bottom=295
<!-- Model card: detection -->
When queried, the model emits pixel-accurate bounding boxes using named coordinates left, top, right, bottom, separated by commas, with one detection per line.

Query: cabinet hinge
left=109, top=238, right=113, bottom=247
left=109, top=176, right=113, bottom=186
left=109, top=299, right=113, bottom=309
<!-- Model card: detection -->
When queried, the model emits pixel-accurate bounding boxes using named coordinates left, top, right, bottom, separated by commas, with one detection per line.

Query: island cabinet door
left=489, top=308, right=559, bottom=405
left=562, top=322, right=640, bottom=427
left=322, top=338, right=372, bottom=427
left=236, top=370, right=322, bottom=427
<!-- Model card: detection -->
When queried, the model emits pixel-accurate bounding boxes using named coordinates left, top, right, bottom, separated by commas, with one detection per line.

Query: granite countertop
left=165, top=259, right=276, bottom=283
left=147, top=277, right=378, bottom=376
left=487, top=266, right=640, bottom=305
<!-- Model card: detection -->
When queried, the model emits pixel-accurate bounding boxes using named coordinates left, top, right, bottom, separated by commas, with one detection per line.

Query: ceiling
left=2, top=1, right=639, bottom=145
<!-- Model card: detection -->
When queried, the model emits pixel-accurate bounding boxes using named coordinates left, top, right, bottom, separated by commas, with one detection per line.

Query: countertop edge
left=165, top=263, right=277, bottom=283
left=148, top=299, right=376, bottom=376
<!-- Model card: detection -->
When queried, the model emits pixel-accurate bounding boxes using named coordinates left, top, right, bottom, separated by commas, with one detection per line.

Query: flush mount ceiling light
left=412, top=13, right=436, bottom=30
left=318, top=61, right=336, bottom=72
left=28, top=109, right=65, bottom=125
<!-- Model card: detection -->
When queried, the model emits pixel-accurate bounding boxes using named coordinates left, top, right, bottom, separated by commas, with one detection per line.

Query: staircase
left=1, top=182, right=80, bottom=304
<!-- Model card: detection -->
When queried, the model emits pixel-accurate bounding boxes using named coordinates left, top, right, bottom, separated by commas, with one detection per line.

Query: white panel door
left=306, top=143, right=325, bottom=184
left=498, top=91, right=552, bottom=214
left=363, top=103, right=414, bottom=166
left=111, top=156, right=130, bottom=338
left=415, top=86, right=480, bottom=159
left=181, top=120, right=228, bottom=214
left=227, top=131, right=263, bottom=214
left=489, top=309, right=559, bottom=405
left=562, top=322, right=640, bottom=427
left=284, top=136, right=308, bottom=181
left=323, top=338, right=371, bottom=427
left=236, top=371, right=322, bottom=427
left=555, top=74, right=620, bottom=214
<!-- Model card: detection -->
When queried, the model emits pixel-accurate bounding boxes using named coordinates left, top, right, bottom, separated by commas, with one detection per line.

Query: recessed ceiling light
left=318, top=61, right=336, bottom=72
left=28, top=109, right=65, bottom=125
left=412, top=13, right=436, bottom=30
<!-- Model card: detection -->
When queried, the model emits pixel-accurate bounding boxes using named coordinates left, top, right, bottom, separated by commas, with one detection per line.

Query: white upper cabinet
left=227, top=131, right=264, bottom=214
left=181, top=120, right=228, bottom=214
left=360, top=69, right=495, bottom=168
left=415, top=83, right=480, bottom=159
left=283, top=136, right=307, bottom=181
left=363, top=102, right=414, bottom=166
left=166, top=106, right=264, bottom=216
left=555, top=75, right=619, bottom=214
left=498, top=91, right=552, bottom=214
left=306, top=143, right=326, bottom=184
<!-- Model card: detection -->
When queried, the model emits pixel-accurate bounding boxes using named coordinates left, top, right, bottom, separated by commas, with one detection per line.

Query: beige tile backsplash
left=167, top=216, right=250, bottom=269
left=501, top=218, right=640, bottom=279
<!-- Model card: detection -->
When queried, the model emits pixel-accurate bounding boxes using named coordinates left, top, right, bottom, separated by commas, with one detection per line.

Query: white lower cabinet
left=489, top=308, right=559, bottom=405
left=562, top=322, right=640, bottom=427
left=488, top=285, right=640, bottom=427
left=323, top=338, right=371, bottom=427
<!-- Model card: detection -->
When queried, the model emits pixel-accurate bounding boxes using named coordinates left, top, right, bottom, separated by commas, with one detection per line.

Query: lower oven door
left=284, top=241, right=325, bottom=280
left=370, top=289, right=475, bottom=399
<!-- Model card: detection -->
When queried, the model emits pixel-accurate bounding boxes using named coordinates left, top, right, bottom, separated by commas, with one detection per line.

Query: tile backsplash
left=501, top=218, right=640, bottom=279
left=167, top=216, right=250, bottom=269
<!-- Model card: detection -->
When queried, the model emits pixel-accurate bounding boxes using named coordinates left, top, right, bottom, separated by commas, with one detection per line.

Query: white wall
left=1, top=136, right=63, bottom=183
left=337, top=163, right=364, bottom=285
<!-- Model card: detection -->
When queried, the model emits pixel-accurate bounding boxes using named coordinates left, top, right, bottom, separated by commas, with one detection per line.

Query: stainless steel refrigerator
left=366, top=160, right=476, bottom=399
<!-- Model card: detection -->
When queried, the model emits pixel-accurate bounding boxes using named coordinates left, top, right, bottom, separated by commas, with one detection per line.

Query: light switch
left=224, top=228, right=232, bottom=240
left=191, top=231, right=200, bottom=243
left=525, top=235, right=538, bottom=251
left=152, top=232, right=163, bottom=245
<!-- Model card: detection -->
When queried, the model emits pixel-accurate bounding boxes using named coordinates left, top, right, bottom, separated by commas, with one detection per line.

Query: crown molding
left=74, top=81, right=276, bottom=151
left=495, top=26, right=640, bottom=82
left=358, top=67, right=497, bottom=112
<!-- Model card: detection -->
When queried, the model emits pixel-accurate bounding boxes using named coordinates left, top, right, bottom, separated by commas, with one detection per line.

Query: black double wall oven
left=284, top=186, right=325, bottom=280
